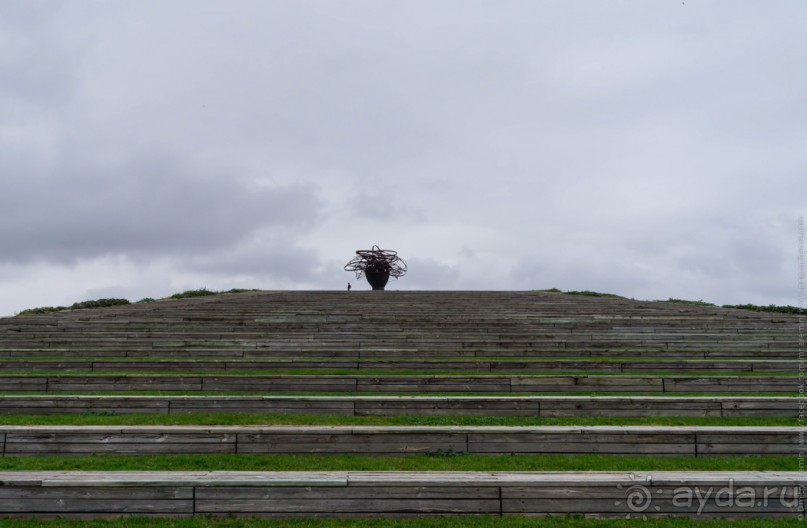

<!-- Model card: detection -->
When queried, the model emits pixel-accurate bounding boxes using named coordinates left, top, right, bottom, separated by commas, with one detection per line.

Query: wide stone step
left=0, top=425, right=802, bottom=456
left=1, top=338, right=793, bottom=350
left=0, top=358, right=796, bottom=373
left=0, top=374, right=795, bottom=393
left=0, top=347, right=797, bottom=360
left=0, top=471, right=802, bottom=517
left=0, top=395, right=796, bottom=417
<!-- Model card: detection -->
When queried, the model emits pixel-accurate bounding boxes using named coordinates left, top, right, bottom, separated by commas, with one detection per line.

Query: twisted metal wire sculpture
left=344, top=246, right=407, bottom=290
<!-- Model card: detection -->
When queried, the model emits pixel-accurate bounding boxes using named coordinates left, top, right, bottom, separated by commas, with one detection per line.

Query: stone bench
left=0, top=395, right=797, bottom=417
left=0, top=358, right=797, bottom=374
left=0, top=471, right=802, bottom=518
left=0, top=425, right=803, bottom=457
left=0, top=374, right=796, bottom=393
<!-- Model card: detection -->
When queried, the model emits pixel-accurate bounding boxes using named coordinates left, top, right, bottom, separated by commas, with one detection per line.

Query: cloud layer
left=1, top=1, right=805, bottom=315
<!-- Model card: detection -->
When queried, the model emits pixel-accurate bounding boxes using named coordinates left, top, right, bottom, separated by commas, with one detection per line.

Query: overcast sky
left=1, top=1, right=805, bottom=316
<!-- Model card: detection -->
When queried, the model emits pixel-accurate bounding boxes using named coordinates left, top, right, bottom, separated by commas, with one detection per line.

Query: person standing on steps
left=347, top=282, right=351, bottom=292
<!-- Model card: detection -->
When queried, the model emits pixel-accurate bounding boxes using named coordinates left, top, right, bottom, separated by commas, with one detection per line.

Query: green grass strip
left=0, top=369, right=798, bottom=376
left=0, top=391, right=798, bottom=397
left=0, top=516, right=804, bottom=528
left=0, top=413, right=798, bottom=427
left=0, top=453, right=796, bottom=472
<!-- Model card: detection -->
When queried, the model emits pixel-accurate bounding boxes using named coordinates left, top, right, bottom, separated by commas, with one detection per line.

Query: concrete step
left=0, top=374, right=796, bottom=393
left=0, top=425, right=803, bottom=456
left=0, top=395, right=796, bottom=417
left=0, top=345, right=799, bottom=359
left=0, top=358, right=797, bottom=374
left=0, top=470, right=801, bottom=518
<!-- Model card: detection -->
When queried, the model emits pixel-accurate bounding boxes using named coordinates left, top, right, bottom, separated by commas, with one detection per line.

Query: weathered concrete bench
left=0, top=426, right=802, bottom=456
left=0, top=358, right=796, bottom=373
left=0, top=471, right=802, bottom=518
left=0, top=346, right=796, bottom=360
left=0, top=374, right=796, bottom=393
left=0, top=395, right=797, bottom=417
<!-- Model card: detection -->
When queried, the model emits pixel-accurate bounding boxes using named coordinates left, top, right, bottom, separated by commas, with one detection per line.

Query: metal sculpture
left=344, top=246, right=407, bottom=290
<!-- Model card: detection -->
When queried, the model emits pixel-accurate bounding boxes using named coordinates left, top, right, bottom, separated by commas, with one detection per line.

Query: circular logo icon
left=623, top=484, right=653, bottom=513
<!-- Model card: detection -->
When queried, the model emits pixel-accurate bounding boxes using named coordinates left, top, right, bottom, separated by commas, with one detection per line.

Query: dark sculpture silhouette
left=344, top=246, right=407, bottom=290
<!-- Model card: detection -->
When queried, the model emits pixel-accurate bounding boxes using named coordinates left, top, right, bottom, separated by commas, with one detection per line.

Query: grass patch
left=563, top=290, right=626, bottom=298
left=665, top=298, right=716, bottom=307
left=0, top=390, right=797, bottom=397
left=0, top=453, right=796, bottom=472
left=722, top=303, right=807, bottom=316
left=0, top=413, right=797, bottom=427
left=533, top=291, right=807, bottom=317
left=15, top=289, right=261, bottom=316
left=0, top=390, right=799, bottom=398
left=1, top=516, right=804, bottom=528
left=0, top=370, right=798, bottom=379
left=535, top=288, right=626, bottom=298
left=535, top=288, right=627, bottom=299
left=168, top=288, right=218, bottom=299
left=169, top=287, right=260, bottom=299
left=16, top=298, right=130, bottom=316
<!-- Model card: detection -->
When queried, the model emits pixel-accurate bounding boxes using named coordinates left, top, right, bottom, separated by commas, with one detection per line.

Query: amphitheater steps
left=2, top=293, right=798, bottom=355
left=0, top=291, right=802, bottom=519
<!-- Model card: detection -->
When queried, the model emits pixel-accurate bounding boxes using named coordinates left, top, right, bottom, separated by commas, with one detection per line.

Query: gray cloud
left=0, top=1, right=805, bottom=315
left=0, top=151, right=320, bottom=264
left=0, top=1, right=77, bottom=108
left=186, top=235, right=322, bottom=283
left=403, top=257, right=461, bottom=291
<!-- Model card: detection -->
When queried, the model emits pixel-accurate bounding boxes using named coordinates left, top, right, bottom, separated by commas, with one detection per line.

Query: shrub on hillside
left=169, top=288, right=217, bottom=299
left=666, top=298, right=716, bottom=306
left=17, top=298, right=129, bottom=316
left=722, top=303, right=807, bottom=315
left=70, top=298, right=130, bottom=310
left=565, top=290, right=625, bottom=298
left=169, top=288, right=259, bottom=299
left=16, top=306, right=67, bottom=316
left=16, top=288, right=260, bottom=315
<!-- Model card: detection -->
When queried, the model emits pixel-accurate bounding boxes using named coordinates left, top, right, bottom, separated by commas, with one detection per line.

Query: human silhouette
left=347, top=282, right=351, bottom=292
